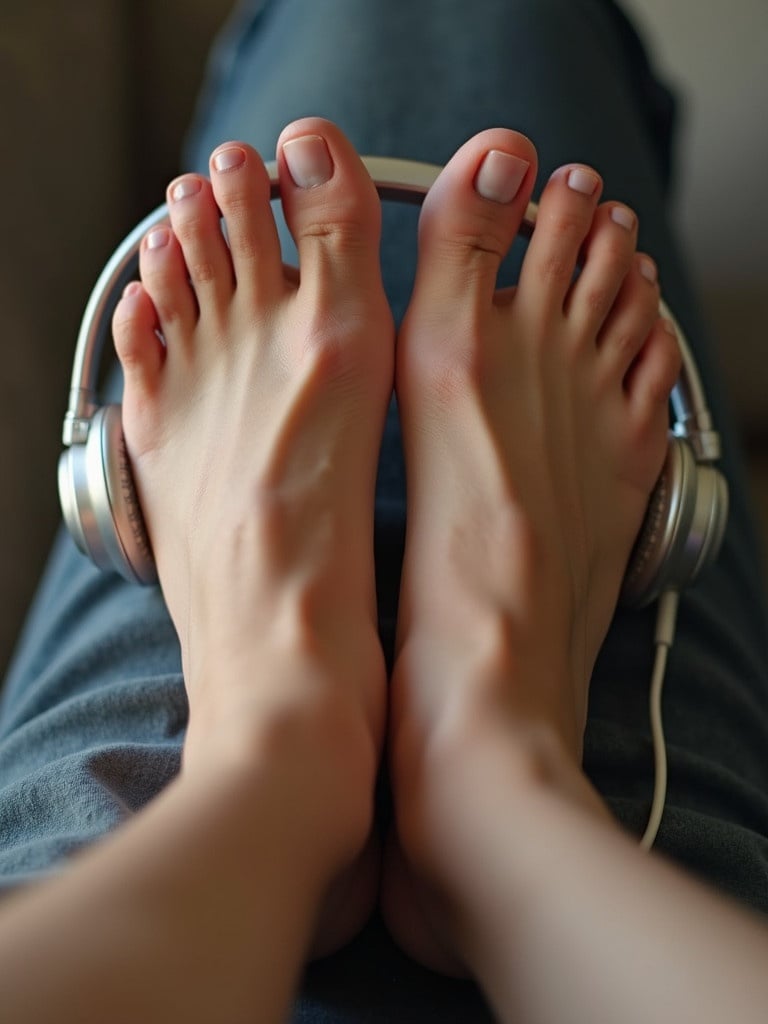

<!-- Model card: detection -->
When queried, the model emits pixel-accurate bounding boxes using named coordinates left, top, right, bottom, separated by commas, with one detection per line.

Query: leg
left=0, top=122, right=391, bottom=1023
left=384, top=133, right=768, bottom=1015
left=116, top=119, right=392, bottom=956
left=2, top=118, right=392, bottom=949
left=386, top=122, right=673, bottom=965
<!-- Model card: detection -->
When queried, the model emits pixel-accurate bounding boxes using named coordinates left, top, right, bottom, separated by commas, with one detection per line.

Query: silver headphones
left=58, top=157, right=728, bottom=606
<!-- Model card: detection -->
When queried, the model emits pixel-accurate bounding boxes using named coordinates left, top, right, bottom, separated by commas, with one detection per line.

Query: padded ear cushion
left=621, top=436, right=729, bottom=607
left=57, top=404, right=157, bottom=584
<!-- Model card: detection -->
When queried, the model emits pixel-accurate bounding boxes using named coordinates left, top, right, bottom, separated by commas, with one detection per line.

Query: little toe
left=138, top=223, right=197, bottom=344
left=565, top=202, right=637, bottom=336
left=408, top=129, right=537, bottom=319
left=209, top=142, right=284, bottom=303
left=276, top=118, right=391, bottom=308
left=598, top=252, right=662, bottom=379
left=166, top=172, right=234, bottom=317
left=517, top=163, right=603, bottom=317
left=112, top=282, right=164, bottom=394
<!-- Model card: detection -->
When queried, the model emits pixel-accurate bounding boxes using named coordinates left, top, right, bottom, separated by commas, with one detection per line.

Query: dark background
left=0, top=0, right=235, bottom=677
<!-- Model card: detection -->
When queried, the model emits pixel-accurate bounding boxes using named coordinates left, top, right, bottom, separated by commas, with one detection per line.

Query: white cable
left=640, top=589, right=680, bottom=850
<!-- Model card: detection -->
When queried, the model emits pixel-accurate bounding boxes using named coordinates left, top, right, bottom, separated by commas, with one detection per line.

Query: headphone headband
left=59, top=155, right=728, bottom=604
left=63, top=157, right=720, bottom=460
left=56, top=160, right=729, bottom=848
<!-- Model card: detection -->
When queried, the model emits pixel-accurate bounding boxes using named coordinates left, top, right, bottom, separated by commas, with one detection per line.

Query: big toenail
left=213, top=147, right=246, bottom=172
left=567, top=168, right=600, bottom=196
left=282, top=136, right=333, bottom=189
left=475, top=150, right=530, bottom=203
left=639, top=256, right=658, bottom=283
left=170, top=178, right=202, bottom=202
left=610, top=205, right=635, bottom=231
left=146, top=227, right=170, bottom=250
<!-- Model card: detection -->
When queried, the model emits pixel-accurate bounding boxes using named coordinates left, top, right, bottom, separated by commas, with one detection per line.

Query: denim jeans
left=3, top=1, right=768, bottom=1019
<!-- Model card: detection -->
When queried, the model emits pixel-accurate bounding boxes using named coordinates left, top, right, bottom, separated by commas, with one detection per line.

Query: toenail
left=282, top=135, right=333, bottom=189
left=475, top=150, right=530, bottom=204
left=566, top=168, right=600, bottom=196
left=170, top=177, right=202, bottom=202
left=146, top=227, right=170, bottom=250
left=213, top=146, right=246, bottom=172
left=610, top=205, right=636, bottom=231
left=639, top=256, right=658, bottom=283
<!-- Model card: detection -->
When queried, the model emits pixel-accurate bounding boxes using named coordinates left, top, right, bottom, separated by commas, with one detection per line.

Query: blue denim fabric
left=3, top=1, right=768, bottom=1020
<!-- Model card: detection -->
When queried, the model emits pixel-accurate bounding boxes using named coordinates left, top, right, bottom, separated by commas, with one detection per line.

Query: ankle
left=185, top=558, right=385, bottom=707
left=187, top=669, right=380, bottom=868
left=391, top=683, right=603, bottom=873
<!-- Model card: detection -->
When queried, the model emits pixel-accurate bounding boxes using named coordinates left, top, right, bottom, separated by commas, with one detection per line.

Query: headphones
left=58, top=157, right=728, bottom=606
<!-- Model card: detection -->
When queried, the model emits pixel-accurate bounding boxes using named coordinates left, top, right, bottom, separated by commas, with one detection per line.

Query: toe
left=517, top=163, right=603, bottom=317
left=112, top=282, right=164, bottom=393
left=276, top=118, right=390, bottom=309
left=598, top=252, right=662, bottom=380
left=138, top=223, right=197, bottom=345
left=209, top=142, right=284, bottom=304
left=166, top=172, right=235, bottom=317
left=410, top=128, right=537, bottom=315
left=624, top=316, right=682, bottom=421
left=565, top=202, right=637, bottom=336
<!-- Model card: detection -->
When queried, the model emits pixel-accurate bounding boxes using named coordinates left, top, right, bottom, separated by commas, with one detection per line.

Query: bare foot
left=111, top=118, right=394, bottom=955
left=382, top=129, right=681, bottom=971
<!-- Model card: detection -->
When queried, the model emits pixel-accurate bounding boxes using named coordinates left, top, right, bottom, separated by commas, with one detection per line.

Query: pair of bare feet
left=112, top=117, right=679, bottom=973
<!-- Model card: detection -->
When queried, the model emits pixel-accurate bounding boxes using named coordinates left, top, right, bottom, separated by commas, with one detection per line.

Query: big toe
left=277, top=118, right=388, bottom=316
left=407, top=129, right=537, bottom=321
left=397, top=129, right=537, bottom=407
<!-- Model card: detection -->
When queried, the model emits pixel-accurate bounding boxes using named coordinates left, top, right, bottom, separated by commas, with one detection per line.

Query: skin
left=115, top=120, right=394, bottom=956
left=381, top=127, right=679, bottom=971
left=2, top=118, right=768, bottom=1024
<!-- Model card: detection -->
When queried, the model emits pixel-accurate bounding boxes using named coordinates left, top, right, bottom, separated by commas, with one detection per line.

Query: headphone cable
left=639, top=588, right=680, bottom=850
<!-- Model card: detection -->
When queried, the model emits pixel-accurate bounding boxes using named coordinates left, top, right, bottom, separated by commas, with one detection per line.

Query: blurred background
left=0, top=0, right=234, bottom=677
left=1, top=0, right=767, bottom=678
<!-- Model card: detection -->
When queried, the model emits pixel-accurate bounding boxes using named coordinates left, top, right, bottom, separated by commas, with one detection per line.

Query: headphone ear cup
left=621, top=436, right=729, bottom=608
left=57, top=405, right=157, bottom=585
